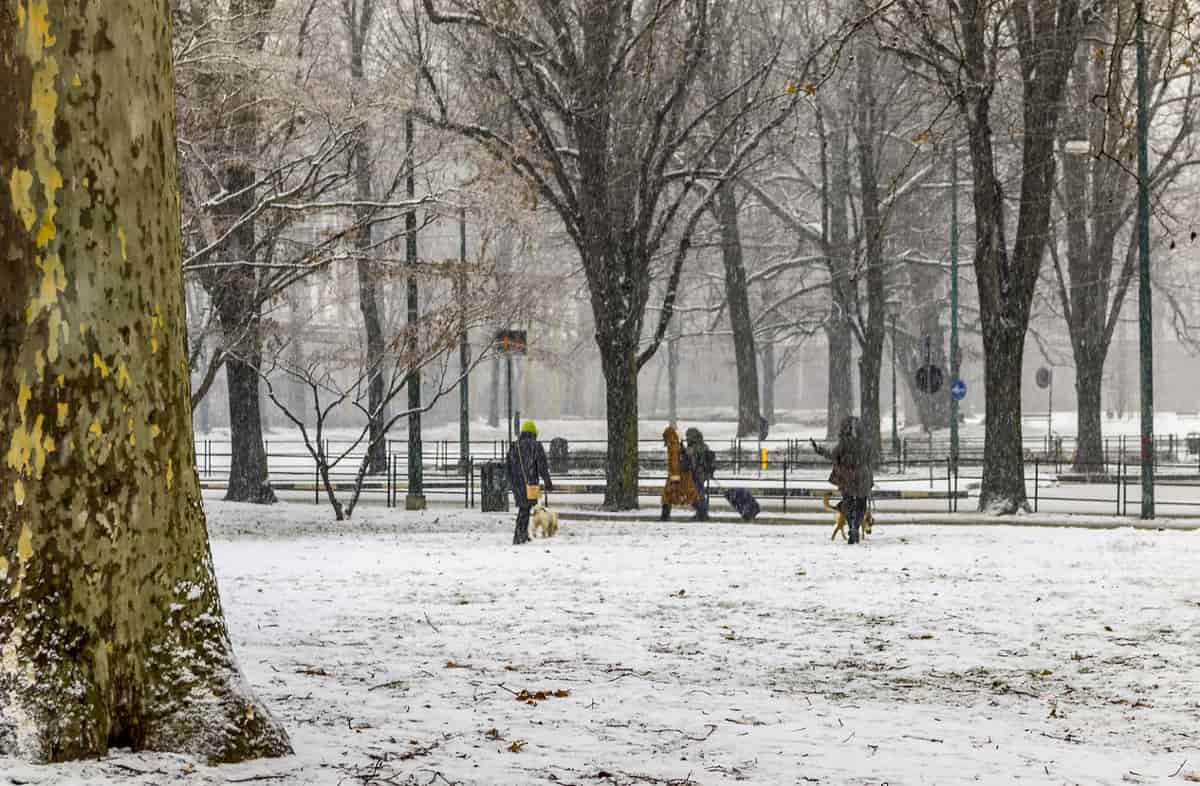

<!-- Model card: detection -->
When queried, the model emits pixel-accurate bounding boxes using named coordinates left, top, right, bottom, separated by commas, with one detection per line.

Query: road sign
left=494, top=329, right=528, bottom=354
left=916, top=365, right=944, bottom=394
left=1036, top=367, right=1052, bottom=389
left=950, top=379, right=967, bottom=401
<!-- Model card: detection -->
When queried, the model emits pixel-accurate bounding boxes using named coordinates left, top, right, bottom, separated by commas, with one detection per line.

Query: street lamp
left=886, top=298, right=902, bottom=457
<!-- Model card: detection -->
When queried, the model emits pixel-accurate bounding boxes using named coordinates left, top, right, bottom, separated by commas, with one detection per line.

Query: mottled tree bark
left=0, top=0, right=290, bottom=763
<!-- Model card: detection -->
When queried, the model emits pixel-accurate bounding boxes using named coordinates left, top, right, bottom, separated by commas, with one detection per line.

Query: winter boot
left=660, top=504, right=671, bottom=521
left=847, top=522, right=860, bottom=545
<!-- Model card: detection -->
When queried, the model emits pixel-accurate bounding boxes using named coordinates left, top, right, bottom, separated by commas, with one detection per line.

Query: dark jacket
left=813, top=417, right=874, bottom=497
left=507, top=433, right=553, bottom=505
left=681, top=427, right=715, bottom=486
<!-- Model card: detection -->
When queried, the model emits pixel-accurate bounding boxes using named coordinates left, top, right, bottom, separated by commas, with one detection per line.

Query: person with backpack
left=507, top=420, right=553, bottom=545
left=680, top=426, right=715, bottom=521
left=811, top=415, right=874, bottom=544
left=661, top=425, right=701, bottom=521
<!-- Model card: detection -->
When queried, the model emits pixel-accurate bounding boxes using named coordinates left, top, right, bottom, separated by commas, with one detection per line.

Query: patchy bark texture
left=0, top=0, right=290, bottom=763
left=715, top=182, right=760, bottom=438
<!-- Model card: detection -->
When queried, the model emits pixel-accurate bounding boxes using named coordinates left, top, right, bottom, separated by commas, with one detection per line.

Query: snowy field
left=5, top=502, right=1200, bottom=786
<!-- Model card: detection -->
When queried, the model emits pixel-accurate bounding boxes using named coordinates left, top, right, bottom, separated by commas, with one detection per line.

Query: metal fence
left=191, top=433, right=1200, bottom=516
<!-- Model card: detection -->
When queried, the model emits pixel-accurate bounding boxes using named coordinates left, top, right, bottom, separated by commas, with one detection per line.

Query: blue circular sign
left=950, top=379, right=967, bottom=401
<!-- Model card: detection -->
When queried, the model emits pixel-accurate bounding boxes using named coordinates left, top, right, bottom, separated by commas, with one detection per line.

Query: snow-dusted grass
left=5, top=502, right=1199, bottom=785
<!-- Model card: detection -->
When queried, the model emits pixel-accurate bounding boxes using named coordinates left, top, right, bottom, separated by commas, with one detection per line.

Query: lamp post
left=458, top=208, right=470, bottom=475
left=948, top=144, right=960, bottom=471
left=886, top=298, right=902, bottom=457
left=1136, top=0, right=1155, bottom=518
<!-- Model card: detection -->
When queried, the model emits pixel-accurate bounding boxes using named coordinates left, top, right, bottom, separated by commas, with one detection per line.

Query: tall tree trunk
left=208, top=0, right=275, bottom=503
left=668, top=333, right=679, bottom=425
left=348, top=3, right=386, bottom=474
left=854, top=40, right=886, bottom=462
left=0, top=0, right=290, bottom=762
left=488, top=355, right=500, bottom=427
left=761, top=341, right=775, bottom=425
left=825, top=125, right=854, bottom=439
left=715, top=183, right=759, bottom=437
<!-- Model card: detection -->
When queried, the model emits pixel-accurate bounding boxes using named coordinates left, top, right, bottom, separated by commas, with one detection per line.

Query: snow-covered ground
left=7, top=502, right=1199, bottom=786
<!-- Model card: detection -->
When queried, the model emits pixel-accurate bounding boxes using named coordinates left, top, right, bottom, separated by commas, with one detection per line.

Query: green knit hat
left=520, top=419, right=538, bottom=437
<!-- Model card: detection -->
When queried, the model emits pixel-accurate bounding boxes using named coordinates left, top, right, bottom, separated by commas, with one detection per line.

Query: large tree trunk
left=979, top=326, right=1028, bottom=511
left=218, top=289, right=276, bottom=504
left=1074, top=351, right=1105, bottom=473
left=223, top=343, right=276, bottom=503
left=599, top=341, right=640, bottom=509
left=0, top=0, right=290, bottom=762
left=715, top=183, right=760, bottom=437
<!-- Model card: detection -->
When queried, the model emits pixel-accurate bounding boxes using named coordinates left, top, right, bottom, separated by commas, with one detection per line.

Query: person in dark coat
left=661, top=425, right=701, bottom=521
left=811, top=416, right=874, bottom=544
left=507, top=419, right=553, bottom=544
left=680, top=427, right=714, bottom=521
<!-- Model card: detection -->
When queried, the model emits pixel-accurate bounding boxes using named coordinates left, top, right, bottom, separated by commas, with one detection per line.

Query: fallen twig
left=106, top=763, right=167, bottom=776
left=226, top=774, right=294, bottom=783
left=902, top=734, right=944, bottom=744
left=649, top=724, right=717, bottom=742
left=423, top=611, right=441, bottom=634
left=1170, top=759, right=1188, bottom=778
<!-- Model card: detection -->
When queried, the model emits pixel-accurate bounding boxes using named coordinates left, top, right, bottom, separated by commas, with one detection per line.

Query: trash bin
left=549, top=437, right=569, bottom=475
left=481, top=461, right=509, bottom=512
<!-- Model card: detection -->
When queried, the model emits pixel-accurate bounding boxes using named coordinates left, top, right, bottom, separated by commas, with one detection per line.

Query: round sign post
left=950, top=379, right=967, bottom=401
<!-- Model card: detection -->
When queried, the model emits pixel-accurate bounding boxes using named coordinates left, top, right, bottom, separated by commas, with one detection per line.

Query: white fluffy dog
left=529, top=504, right=560, bottom=538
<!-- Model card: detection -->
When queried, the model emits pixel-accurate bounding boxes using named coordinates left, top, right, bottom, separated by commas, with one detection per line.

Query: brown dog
left=823, top=491, right=872, bottom=541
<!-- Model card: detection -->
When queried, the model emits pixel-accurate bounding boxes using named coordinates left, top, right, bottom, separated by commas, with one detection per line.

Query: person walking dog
left=507, top=420, right=553, bottom=545
left=811, top=415, right=873, bottom=544
left=661, top=425, right=701, bottom=520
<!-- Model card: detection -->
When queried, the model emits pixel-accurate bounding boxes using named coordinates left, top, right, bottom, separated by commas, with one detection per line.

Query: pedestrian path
left=555, top=507, right=1200, bottom=531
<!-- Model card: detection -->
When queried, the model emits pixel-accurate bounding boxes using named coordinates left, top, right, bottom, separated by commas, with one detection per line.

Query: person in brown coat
left=660, top=425, right=700, bottom=520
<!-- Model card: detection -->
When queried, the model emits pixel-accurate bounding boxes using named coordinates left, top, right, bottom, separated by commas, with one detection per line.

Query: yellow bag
left=526, top=484, right=541, bottom=501
left=669, top=474, right=681, bottom=482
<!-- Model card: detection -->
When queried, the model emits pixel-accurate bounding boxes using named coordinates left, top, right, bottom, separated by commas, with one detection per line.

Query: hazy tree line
left=169, top=0, right=1200, bottom=514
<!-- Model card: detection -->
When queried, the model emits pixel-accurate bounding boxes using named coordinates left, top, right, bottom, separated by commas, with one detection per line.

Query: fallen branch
left=226, top=775, right=294, bottom=783
left=649, top=724, right=718, bottom=742
left=106, top=763, right=167, bottom=776
left=902, top=734, right=944, bottom=744
left=423, top=611, right=441, bottom=634
left=1170, top=759, right=1188, bottom=778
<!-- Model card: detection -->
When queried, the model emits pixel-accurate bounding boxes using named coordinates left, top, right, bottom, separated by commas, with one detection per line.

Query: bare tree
left=1049, top=0, right=1200, bottom=472
left=410, top=0, right=840, bottom=507
left=888, top=0, right=1093, bottom=512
